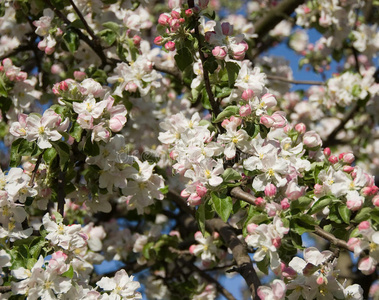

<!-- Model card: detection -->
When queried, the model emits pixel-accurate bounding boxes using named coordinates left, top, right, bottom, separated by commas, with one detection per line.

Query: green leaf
left=52, top=141, right=70, bottom=171
left=175, top=47, right=193, bottom=71
left=290, top=196, right=313, bottom=210
left=62, top=29, right=79, bottom=53
left=222, top=168, right=242, bottom=182
left=43, top=147, right=57, bottom=164
left=291, top=215, right=317, bottom=235
left=211, top=192, right=233, bottom=222
left=102, top=21, right=120, bottom=33
left=84, top=138, right=100, bottom=156
left=353, top=207, right=371, bottom=223
left=215, top=86, right=232, bottom=98
left=244, top=122, right=260, bottom=138
left=259, top=124, right=270, bottom=139
left=159, top=185, right=169, bottom=194
left=69, top=121, right=83, bottom=142
left=203, top=57, right=218, bottom=73
left=201, top=88, right=211, bottom=110
left=307, top=197, right=332, bottom=215
left=52, top=211, right=64, bottom=224
left=213, top=106, right=239, bottom=123
left=225, top=61, right=240, bottom=87
left=338, top=205, right=351, bottom=224
left=62, top=265, right=74, bottom=278
left=10, top=138, right=23, bottom=167
left=256, top=254, right=269, bottom=275
left=99, top=29, right=117, bottom=46
left=196, top=204, right=206, bottom=236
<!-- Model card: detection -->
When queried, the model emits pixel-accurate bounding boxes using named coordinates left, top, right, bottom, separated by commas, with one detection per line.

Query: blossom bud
left=358, top=256, right=377, bottom=275
left=316, top=275, right=325, bottom=285
left=343, top=152, right=355, bottom=164
left=73, top=71, right=86, bottom=81
left=125, top=82, right=138, bottom=93
left=221, top=22, right=233, bottom=36
left=189, top=244, right=197, bottom=254
left=323, top=147, right=331, bottom=157
left=204, top=31, right=215, bottom=42
left=372, top=195, right=379, bottom=207
left=260, top=115, right=274, bottom=128
left=314, top=183, right=323, bottom=195
left=109, top=115, right=126, bottom=132
left=212, top=46, right=227, bottom=60
left=328, top=155, right=338, bottom=164
left=169, top=230, right=180, bottom=238
left=185, top=9, right=193, bottom=16
left=264, top=184, right=277, bottom=197
left=165, top=41, right=176, bottom=51
left=347, top=237, right=360, bottom=251
left=188, top=194, right=202, bottom=205
left=59, top=81, right=68, bottom=91
left=212, top=232, right=220, bottom=239
left=45, top=46, right=55, bottom=55
left=154, top=36, right=164, bottom=45
left=294, top=123, right=306, bottom=134
left=194, top=231, right=203, bottom=240
left=343, top=165, right=354, bottom=173
left=239, top=104, right=251, bottom=117
left=272, top=237, right=281, bottom=248
left=339, top=152, right=346, bottom=160
left=51, top=64, right=62, bottom=74
left=246, top=223, right=258, bottom=234
left=303, top=131, right=322, bottom=148
left=171, top=10, right=181, bottom=19
left=281, top=198, right=290, bottom=210
left=358, top=221, right=370, bottom=231
left=158, top=14, right=170, bottom=26
left=261, top=93, right=277, bottom=108
left=196, top=184, right=207, bottom=197
left=254, top=197, right=265, bottom=206
left=133, top=35, right=141, bottom=46
left=242, top=89, right=254, bottom=101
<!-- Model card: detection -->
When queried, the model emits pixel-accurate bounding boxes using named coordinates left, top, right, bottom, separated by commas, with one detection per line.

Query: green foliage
left=210, top=192, right=233, bottom=222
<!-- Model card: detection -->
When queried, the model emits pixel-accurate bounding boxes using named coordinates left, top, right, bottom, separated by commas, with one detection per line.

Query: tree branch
left=313, top=226, right=351, bottom=252
left=266, top=74, right=324, bottom=85
left=0, top=286, right=11, bottom=293
left=230, top=187, right=256, bottom=205
left=168, top=190, right=261, bottom=299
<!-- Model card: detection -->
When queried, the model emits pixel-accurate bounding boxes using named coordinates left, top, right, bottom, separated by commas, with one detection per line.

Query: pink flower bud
left=372, top=195, right=379, bottom=207
left=314, top=183, right=323, bottom=195
left=272, top=237, right=281, bottom=248
left=196, top=184, right=207, bottom=197
left=125, top=82, right=138, bottom=93
left=254, top=197, right=265, bottom=206
left=323, top=147, right=331, bottom=157
left=59, top=81, right=68, bottom=91
left=242, top=89, right=254, bottom=101
left=212, top=46, right=227, bottom=60
left=281, top=198, right=290, bottom=210
left=343, top=152, right=355, bottom=164
left=343, top=166, right=354, bottom=173
left=194, top=231, right=203, bottom=240
left=133, top=35, right=141, bottom=46
left=171, top=10, right=181, bottom=19
left=165, top=41, right=176, bottom=51
left=260, top=115, right=274, bottom=128
left=261, top=93, right=277, bottom=108
left=303, top=131, right=322, bottom=148
left=109, top=115, right=126, bottom=132
left=247, top=223, right=258, bottom=234
left=51, top=64, right=62, bottom=74
left=358, top=221, right=370, bottom=231
left=189, top=244, right=197, bottom=254
left=169, top=230, right=180, bottom=238
left=294, top=123, right=306, bottom=134
left=74, top=71, right=86, bottom=81
left=221, top=22, right=233, bottom=36
left=264, top=184, right=277, bottom=197
left=239, top=104, right=251, bottom=117
left=45, top=46, right=55, bottom=55
left=212, top=232, right=220, bottom=239
left=185, top=9, right=193, bottom=16
left=188, top=194, right=202, bottom=205
left=154, top=36, right=164, bottom=45
left=328, top=155, right=338, bottom=164
left=158, top=14, right=170, bottom=26
left=347, top=237, right=360, bottom=251
left=316, top=275, right=325, bottom=285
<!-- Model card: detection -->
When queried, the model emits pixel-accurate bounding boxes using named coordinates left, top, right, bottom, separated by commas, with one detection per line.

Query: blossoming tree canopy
left=1, top=0, right=379, bottom=299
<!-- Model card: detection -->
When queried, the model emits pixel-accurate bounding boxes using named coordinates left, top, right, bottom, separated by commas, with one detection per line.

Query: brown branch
left=313, top=226, right=351, bottom=252
left=29, top=153, right=43, bottom=187
left=230, top=187, right=256, bottom=205
left=57, top=171, right=66, bottom=216
left=0, top=286, right=11, bottom=293
left=68, top=0, right=97, bottom=41
left=266, top=75, right=324, bottom=85
left=186, top=260, right=237, bottom=300
left=323, top=103, right=360, bottom=147
left=168, top=190, right=261, bottom=299
left=44, top=0, right=108, bottom=67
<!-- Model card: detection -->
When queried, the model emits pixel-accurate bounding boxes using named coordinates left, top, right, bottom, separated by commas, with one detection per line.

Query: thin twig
left=68, top=0, right=97, bottom=41
left=29, top=153, right=43, bottom=187
left=313, top=226, right=351, bottom=252
left=0, top=286, right=11, bottom=293
left=266, top=74, right=324, bottom=85
left=186, top=260, right=237, bottom=300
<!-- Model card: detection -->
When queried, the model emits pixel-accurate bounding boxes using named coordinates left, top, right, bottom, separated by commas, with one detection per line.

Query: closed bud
left=372, top=195, right=379, bottom=207
left=165, top=41, right=176, bottom=51
left=171, top=10, right=181, bottom=19
left=242, top=89, right=254, bottom=101
left=154, top=36, right=164, bottom=45
left=343, top=165, right=354, bottom=173
left=185, top=8, right=193, bottom=16
left=239, top=104, right=251, bottom=117
left=211, top=46, right=227, bottom=60
left=328, top=155, right=338, bottom=164
left=295, top=123, right=306, bottom=134
left=343, top=152, right=355, bottom=164
left=221, top=22, right=233, bottom=36
left=264, top=183, right=277, bottom=197
left=323, top=147, right=331, bottom=157
left=158, top=14, right=170, bottom=25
